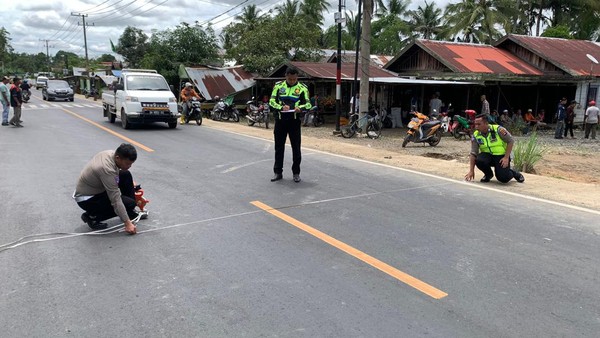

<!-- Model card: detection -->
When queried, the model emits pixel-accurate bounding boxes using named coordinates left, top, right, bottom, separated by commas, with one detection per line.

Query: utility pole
left=71, top=12, right=94, bottom=70
left=39, top=39, right=54, bottom=73
left=359, top=0, right=372, bottom=129
left=333, top=0, right=346, bottom=134
left=353, top=0, right=362, bottom=114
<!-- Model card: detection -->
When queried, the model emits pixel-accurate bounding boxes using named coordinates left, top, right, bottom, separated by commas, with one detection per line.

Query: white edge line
left=204, top=125, right=600, bottom=216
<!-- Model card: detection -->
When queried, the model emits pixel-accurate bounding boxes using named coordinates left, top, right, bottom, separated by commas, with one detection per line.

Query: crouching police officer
left=269, top=67, right=311, bottom=183
left=465, top=114, right=525, bottom=183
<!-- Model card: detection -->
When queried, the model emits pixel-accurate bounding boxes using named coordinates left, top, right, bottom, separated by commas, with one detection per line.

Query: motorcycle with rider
left=179, top=82, right=204, bottom=124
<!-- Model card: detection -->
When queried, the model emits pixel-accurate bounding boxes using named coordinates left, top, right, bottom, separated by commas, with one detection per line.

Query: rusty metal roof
left=496, top=34, right=600, bottom=76
left=417, top=40, right=543, bottom=75
left=182, top=65, right=255, bottom=100
left=289, top=61, right=399, bottom=80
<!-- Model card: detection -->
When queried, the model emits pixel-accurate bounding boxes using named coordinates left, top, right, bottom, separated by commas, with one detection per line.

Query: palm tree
left=408, top=1, right=445, bottom=40
left=234, top=5, right=265, bottom=31
left=275, top=0, right=300, bottom=19
left=300, top=0, right=331, bottom=28
left=375, top=0, right=410, bottom=18
left=370, top=0, right=411, bottom=53
left=443, top=0, right=511, bottom=44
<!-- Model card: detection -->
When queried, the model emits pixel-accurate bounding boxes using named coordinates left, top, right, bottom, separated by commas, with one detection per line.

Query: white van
left=35, top=76, right=49, bottom=90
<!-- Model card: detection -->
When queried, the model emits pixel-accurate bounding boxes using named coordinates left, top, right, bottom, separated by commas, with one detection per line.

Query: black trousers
left=273, top=118, right=301, bottom=175
left=77, top=170, right=137, bottom=222
left=564, top=120, right=574, bottom=137
left=476, top=153, right=519, bottom=183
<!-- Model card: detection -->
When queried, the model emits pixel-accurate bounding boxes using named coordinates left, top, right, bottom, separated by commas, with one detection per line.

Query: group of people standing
left=0, top=76, right=25, bottom=127
left=555, top=97, right=598, bottom=140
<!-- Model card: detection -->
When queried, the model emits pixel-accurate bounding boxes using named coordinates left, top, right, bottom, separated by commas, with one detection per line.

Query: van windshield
left=126, top=75, right=170, bottom=91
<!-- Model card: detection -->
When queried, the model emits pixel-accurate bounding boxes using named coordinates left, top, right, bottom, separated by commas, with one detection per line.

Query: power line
left=89, top=0, right=140, bottom=21
left=93, top=0, right=163, bottom=24
left=196, top=0, right=250, bottom=26
left=80, top=0, right=125, bottom=15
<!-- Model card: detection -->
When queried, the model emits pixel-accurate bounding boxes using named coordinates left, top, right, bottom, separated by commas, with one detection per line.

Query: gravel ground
left=301, top=122, right=600, bottom=160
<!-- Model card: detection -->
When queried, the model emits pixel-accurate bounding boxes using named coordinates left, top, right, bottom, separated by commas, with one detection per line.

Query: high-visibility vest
left=473, top=124, right=506, bottom=155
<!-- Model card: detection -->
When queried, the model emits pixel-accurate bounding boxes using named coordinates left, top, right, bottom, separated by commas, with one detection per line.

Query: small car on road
left=42, top=80, right=74, bottom=101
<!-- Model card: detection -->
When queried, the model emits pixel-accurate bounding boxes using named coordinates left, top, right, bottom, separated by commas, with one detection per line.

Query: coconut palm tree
left=443, top=0, right=512, bottom=44
left=234, top=5, right=265, bottom=31
left=371, top=0, right=411, bottom=53
left=275, top=0, right=301, bottom=19
left=407, top=1, right=446, bottom=40
left=300, top=0, right=331, bottom=28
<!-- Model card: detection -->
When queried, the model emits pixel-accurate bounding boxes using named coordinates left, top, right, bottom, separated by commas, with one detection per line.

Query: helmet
left=185, top=82, right=192, bottom=87
left=590, top=100, right=596, bottom=106
left=214, top=95, right=220, bottom=101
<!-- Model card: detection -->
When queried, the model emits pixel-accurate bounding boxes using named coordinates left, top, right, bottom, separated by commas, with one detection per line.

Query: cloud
left=2, top=0, right=452, bottom=58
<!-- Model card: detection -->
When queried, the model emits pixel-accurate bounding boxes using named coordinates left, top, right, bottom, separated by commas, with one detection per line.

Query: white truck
left=102, top=69, right=179, bottom=129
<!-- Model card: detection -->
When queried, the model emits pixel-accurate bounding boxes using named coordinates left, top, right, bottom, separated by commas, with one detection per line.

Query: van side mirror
left=114, top=84, right=124, bottom=92
left=170, top=85, right=175, bottom=92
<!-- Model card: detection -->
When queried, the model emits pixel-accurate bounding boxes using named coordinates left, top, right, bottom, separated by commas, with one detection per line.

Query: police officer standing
left=465, top=114, right=525, bottom=183
left=269, top=67, right=311, bottom=183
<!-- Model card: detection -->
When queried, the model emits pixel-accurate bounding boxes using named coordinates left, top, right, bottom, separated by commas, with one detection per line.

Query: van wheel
left=121, top=110, right=130, bottom=129
left=168, top=122, right=178, bottom=129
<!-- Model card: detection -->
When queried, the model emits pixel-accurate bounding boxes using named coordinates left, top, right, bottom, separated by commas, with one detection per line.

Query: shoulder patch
left=498, top=127, right=508, bottom=136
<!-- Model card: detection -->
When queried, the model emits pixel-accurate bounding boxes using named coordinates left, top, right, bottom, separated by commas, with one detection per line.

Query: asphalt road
left=1, top=91, right=599, bottom=337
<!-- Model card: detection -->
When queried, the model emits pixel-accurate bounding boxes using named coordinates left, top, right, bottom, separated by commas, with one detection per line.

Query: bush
left=513, top=132, right=547, bottom=173
left=507, top=118, right=527, bottom=136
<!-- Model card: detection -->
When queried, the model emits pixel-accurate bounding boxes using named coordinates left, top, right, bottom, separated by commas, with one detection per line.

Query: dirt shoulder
left=200, top=119, right=600, bottom=212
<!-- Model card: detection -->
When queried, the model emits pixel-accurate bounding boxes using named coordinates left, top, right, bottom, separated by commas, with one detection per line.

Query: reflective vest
left=473, top=124, right=506, bottom=155
left=269, top=80, right=311, bottom=119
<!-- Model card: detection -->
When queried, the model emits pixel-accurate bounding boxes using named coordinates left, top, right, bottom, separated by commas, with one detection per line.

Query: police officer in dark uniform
left=465, top=114, right=525, bottom=183
left=269, top=67, right=312, bottom=183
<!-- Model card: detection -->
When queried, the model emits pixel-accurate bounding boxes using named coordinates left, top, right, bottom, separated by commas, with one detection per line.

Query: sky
left=0, top=0, right=452, bottom=59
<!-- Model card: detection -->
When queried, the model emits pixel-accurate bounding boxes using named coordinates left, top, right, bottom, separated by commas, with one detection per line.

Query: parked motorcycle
left=180, top=97, right=203, bottom=125
left=246, top=97, right=270, bottom=129
left=303, top=105, right=324, bottom=127
left=212, top=96, right=240, bottom=122
left=402, top=111, right=443, bottom=147
left=83, top=87, right=98, bottom=100
left=369, top=104, right=392, bottom=128
left=450, top=109, right=476, bottom=139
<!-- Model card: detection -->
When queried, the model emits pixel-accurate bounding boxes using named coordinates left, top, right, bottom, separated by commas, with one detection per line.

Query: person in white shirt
left=0, top=76, right=10, bottom=126
left=584, top=100, right=599, bottom=139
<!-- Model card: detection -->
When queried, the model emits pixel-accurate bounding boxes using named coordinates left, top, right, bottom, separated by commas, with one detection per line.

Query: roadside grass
left=513, top=132, right=547, bottom=173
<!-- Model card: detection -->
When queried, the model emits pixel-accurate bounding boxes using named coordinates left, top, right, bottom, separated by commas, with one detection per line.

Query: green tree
left=408, top=1, right=446, bottom=40
left=225, top=15, right=321, bottom=75
left=97, top=54, right=116, bottom=63
left=223, top=5, right=267, bottom=52
left=443, top=0, right=513, bottom=44
left=141, top=23, right=220, bottom=84
left=234, top=5, right=266, bottom=31
left=300, top=0, right=331, bottom=29
left=275, top=0, right=301, bottom=18
left=0, top=27, right=13, bottom=63
left=371, top=0, right=411, bottom=54
left=541, top=24, right=573, bottom=38
left=321, top=11, right=361, bottom=50
left=115, top=26, right=149, bottom=67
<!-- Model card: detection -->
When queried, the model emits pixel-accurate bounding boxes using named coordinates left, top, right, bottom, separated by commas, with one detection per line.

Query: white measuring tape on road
left=0, top=213, right=144, bottom=253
